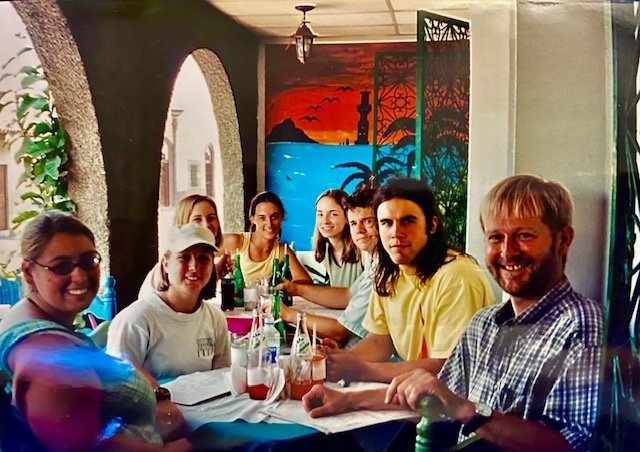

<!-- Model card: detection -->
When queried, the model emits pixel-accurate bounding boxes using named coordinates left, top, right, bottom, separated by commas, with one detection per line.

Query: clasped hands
left=302, top=367, right=475, bottom=423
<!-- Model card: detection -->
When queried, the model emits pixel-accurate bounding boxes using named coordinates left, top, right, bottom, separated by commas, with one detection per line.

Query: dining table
left=164, top=369, right=419, bottom=452
left=173, top=295, right=421, bottom=451
left=220, top=295, right=342, bottom=336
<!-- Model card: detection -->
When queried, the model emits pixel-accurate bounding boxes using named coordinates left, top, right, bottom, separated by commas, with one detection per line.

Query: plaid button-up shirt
left=439, top=277, right=603, bottom=451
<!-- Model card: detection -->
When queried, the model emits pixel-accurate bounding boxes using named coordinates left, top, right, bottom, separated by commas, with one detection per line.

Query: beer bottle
left=280, top=243, right=293, bottom=306
left=270, top=290, right=286, bottom=342
left=232, top=249, right=244, bottom=307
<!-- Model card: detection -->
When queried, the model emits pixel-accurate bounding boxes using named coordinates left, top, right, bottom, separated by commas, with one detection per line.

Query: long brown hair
left=312, top=189, right=359, bottom=265
left=373, top=178, right=449, bottom=297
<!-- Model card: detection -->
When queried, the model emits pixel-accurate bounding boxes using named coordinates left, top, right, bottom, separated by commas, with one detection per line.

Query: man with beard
left=383, top=174, right=604, bottom=451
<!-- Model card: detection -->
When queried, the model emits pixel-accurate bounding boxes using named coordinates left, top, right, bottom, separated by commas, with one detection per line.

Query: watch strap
left=461, top=413, right=490, bottom=436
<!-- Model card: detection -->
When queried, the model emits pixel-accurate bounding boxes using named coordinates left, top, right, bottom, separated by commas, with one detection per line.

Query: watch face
left=476, top=402, right=492, bottom=417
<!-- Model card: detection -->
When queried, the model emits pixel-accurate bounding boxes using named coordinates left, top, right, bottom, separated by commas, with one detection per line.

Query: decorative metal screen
left=370, top=13, right=469, bottom=249
left=416, top=11, right=470, bottom=249
left=599, top=3, right=640, bottom=450
left=372, top=52, right=417, bottom=180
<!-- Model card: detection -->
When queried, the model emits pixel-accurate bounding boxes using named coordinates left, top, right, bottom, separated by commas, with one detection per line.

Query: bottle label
left=267, top=346, right=279, bottom=364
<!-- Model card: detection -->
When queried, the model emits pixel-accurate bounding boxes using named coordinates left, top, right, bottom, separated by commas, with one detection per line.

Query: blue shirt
left=337, top=255, right=374, bottom=346
left=438, top=278, right=603, bottom=451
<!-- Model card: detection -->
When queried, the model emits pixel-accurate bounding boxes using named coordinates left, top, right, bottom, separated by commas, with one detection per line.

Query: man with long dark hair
left=326, top=177, right=494, bottom=384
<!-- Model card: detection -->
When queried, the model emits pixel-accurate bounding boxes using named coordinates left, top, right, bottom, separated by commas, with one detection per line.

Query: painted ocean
left=266, top=142, right=374, bottom=251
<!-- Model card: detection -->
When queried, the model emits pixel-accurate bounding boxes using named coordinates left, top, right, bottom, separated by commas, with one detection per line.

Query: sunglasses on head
left=30, top=251, right=102, bottom=276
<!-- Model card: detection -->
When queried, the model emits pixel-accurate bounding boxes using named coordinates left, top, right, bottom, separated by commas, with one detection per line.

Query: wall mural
left=265, top=42, right=416, bottom=250
left=265, top=38, right=469, bottom=251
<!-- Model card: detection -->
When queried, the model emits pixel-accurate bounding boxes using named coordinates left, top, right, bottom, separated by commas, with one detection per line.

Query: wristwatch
left=154, top=386, right=171, bottom=401
left=461, top=402, right=492, bottom=436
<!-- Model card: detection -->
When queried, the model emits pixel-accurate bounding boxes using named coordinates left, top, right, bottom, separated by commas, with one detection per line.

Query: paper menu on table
left=260, top=382, right=418, bottom=434
left=163, top=368, right=231, bottom=406
left=262, top=399, right=417, bottom=434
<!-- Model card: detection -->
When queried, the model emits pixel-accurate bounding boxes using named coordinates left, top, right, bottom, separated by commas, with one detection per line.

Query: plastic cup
left=244, top=284, right=259, bottom=311
left=246, top=348, right=276, bottom=400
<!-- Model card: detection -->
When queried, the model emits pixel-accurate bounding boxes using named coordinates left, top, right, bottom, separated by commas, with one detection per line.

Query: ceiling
left=206, top=0, right=472, bottom=43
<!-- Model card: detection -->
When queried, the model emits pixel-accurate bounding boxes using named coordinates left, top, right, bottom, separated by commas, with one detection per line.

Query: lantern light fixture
left=292, top=3, right=318, bottom=64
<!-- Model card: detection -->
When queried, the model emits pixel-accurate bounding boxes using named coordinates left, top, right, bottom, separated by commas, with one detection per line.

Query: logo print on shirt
left=197, top=338, right=214, bottom=358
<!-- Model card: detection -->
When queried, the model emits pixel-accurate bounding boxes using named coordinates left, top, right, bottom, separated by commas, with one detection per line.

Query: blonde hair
left=480, top=174, right=573, bottom=234
left=172, top=194, right=223, bottom=247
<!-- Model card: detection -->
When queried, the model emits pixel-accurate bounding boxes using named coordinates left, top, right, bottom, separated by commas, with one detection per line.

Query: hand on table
left=325, top=350, right=364, bottom=383
left=384, top=368, right=473, bottom=421
left=302, top=384, right=350, bottom=418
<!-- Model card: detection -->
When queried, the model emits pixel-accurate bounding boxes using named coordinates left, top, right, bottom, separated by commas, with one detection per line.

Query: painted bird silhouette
left=299, top=115, right=319, bottom=122
left=336, top=85, right=353, bottom=92
left=322, top=97, right=340, bottom=103
left=307, top=105, right=323, bottom=110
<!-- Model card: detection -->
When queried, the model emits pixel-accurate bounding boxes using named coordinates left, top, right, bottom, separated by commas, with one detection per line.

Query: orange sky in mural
left=265, top=42, right=415, bottom=145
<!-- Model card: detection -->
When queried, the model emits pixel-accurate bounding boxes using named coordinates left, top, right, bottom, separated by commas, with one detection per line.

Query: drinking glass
left=246, top=347, right=277, bottom=400
left=244, top=282, right=259, bottom=311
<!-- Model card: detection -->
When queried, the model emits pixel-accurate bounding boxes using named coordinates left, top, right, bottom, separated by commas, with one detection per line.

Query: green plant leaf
left=20, top=191, right=44, bottom=202
left=11, top=210, right=39, bottom=229
left=21, top=73, right=45, bottom=89
left=19, top=65, right=39, bottom=76
left=54, top=129, right=66, bottom=148
left=33, top=122, right=52, bottom=135
left=44, top=156, right=61, bottom=180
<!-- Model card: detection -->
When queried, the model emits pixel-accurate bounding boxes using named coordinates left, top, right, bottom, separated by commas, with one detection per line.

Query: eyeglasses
left=29, top=251, right=102, bottom=276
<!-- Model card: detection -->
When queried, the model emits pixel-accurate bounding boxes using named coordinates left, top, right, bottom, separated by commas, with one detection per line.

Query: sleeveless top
left=322, top=243, right=363, bottom=288
left=238, top=232, right=281, bottom=283
left=0, top=319, right=161, bottom=444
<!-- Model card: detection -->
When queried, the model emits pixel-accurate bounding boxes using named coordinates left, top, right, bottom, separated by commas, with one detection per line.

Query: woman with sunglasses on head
left=0, top=210, right=191, bottom=451
left=222, top=191, right=312, bottom=284
left=313, top=188, right=363, bottom=288
left=108, top=223, right=230, bottom=381
left=139, top=194, right=232, bottom=299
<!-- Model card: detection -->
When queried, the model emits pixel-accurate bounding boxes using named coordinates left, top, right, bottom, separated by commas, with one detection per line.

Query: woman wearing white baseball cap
left=107, top=223, right=231, bottom=381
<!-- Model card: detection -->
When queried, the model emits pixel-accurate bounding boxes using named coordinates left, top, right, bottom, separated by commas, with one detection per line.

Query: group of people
left=0, top=173, right=603, bottom=451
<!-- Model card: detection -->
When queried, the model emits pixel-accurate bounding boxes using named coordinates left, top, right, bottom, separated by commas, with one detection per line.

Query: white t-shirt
left=106, top=293, right=231, bottom=380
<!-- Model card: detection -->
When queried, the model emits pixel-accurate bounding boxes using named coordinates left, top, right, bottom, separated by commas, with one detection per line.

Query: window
left=189, top=161, right=200, bottom=188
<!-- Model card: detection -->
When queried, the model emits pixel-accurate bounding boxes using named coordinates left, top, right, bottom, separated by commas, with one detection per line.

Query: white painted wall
left=466, top=1, right=612, bottom=302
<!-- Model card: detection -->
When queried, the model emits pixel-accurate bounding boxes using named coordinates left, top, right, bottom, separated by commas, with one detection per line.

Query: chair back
left=0, top=277, right=21, bottom=306
left=85, top=275, right=116, bottom=321
left=89, top=320, right=111, bottom=349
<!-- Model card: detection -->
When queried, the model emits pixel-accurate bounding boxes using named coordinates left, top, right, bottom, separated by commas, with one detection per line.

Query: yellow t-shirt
left=238, top=232, right=281, bottom=284
left=363, top=254, right=495, bottom=361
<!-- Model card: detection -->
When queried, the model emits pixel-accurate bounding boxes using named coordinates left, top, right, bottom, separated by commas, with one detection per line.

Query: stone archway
left=192, top=48, right=244, bottom=232
left=12, top=0, right=110, bottom=271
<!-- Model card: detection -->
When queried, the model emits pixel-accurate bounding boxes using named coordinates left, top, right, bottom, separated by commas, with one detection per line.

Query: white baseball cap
left=165, top=223, right=217, bottom=254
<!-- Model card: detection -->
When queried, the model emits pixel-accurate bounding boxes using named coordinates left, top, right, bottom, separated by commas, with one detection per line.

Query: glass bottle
left=270, top=254, right=281, bottom=290
left=270, top=290, right=286, bottom=342
left=232, top=249, right=244, bottom=307
left=263, top=316, right=281, bottom=364
left=290, top=312, right=313, bottom=400
left=280, top=243, right=293, bottom=306
left=247, top=309, right=268, bottom=400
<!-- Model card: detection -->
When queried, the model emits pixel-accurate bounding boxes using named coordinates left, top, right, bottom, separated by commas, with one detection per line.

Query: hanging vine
left=0, top=39, right=75, bottom=229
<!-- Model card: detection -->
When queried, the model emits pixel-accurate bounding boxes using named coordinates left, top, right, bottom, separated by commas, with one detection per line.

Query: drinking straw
left=312, top=323, right=317, bottom=354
